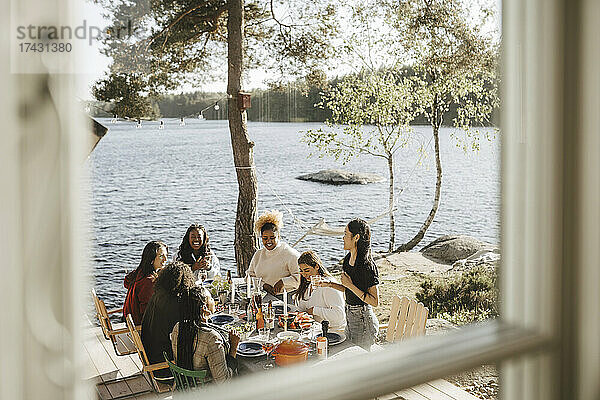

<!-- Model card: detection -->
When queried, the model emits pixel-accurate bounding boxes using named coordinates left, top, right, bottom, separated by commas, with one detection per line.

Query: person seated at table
left=142, top=261, right=195, bottom=379
left=123, top=240, right=168, bottom=325
left=295, top=250, right=346, bottom=333
left=171, top=286, right=239, bottom=383
left=173, top=223, right=221, bottom=281
left=247, top=210, right=300, bottom=295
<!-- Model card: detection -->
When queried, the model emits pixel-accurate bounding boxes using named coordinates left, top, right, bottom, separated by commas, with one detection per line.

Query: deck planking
left=83, top=324, right=479, bottom=400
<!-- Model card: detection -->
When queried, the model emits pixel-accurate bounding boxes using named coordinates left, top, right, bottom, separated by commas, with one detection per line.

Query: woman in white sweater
left=295, top=250, right=346, bottom=333
left=247, top=210, right=300, bottom=295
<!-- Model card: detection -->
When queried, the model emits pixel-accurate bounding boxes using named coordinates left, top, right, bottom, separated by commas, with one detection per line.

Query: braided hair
left=176, top=286, right=207, bottom=370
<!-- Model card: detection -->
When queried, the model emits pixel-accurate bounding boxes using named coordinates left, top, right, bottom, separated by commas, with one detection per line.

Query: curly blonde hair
left=255, top=209, right=284, bottom=234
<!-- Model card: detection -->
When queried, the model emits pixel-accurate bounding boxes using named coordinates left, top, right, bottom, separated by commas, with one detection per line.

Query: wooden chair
left=379, top=295, right=428, bottom=343
left=125, top=314, right=172, bottom=393
left=163, top=351, right=208, bottom=392
left=91, top=288, right=138, bottom=356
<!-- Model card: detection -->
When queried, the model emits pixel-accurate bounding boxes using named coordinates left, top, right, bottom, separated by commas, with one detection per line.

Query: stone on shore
left=296, top=169, right=385, bottom=185
left=420, top=235, right=496, bottom=263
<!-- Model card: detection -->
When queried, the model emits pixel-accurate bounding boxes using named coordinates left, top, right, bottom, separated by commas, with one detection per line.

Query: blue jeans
left=345, top=303, right=379, bottom=350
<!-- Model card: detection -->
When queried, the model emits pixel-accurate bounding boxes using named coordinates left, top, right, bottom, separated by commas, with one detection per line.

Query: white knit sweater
left=247, top=242, right=300, bottom=289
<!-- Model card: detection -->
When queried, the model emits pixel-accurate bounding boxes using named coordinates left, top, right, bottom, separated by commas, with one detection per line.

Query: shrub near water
left=416, top=267, right=499, bottom=326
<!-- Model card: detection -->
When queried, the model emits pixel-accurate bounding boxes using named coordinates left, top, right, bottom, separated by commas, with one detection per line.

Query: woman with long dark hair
left=295, top=250, right=346, bottom=332
left=174, top=224, right=221, bottom=281
left=321, top=218, right=380, bottom=349
left=247, top=210, right=300, bottom=295
left=170, top=286, right=235, bottom=383
left=123, top=240, right=168, bottom=324
left=141, top=261, right=196, bottom=379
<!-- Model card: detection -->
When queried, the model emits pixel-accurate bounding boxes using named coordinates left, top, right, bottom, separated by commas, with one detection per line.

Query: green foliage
left=303, top=70, right=418, bottom=163
left=385, top=0, right=501, bottom=150
left=92, top=73, right=159, bottom=119
left=416, top=267, right=499, bottom=326
left=95, top=0, right=340, bottom=103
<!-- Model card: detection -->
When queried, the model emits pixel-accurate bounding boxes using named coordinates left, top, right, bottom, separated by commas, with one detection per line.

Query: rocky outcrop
left=420, top=235, right=496, bottom=263
left=296, top=169, right=385, bottom=185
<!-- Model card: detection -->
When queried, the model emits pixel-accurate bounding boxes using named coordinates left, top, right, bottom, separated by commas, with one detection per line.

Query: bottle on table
left=256, top=303, right=265, bottom=330
left=316, top=336, right=328, bottom=359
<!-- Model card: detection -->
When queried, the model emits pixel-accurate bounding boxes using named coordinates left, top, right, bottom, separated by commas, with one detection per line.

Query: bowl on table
left=277, top=331, right=301, bottom=341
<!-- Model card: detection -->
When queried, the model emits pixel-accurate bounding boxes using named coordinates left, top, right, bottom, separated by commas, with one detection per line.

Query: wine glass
left=262, top=338, right=277, bottom=369
left=265, top=307, right=275, bottom=331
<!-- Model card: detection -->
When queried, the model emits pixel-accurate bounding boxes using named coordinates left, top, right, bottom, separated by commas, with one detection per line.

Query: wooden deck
left=83, top=320, right=480, bottom=400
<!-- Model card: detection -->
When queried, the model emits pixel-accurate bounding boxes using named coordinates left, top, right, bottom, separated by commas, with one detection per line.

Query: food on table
left=277, top=312, right=314, bottom=330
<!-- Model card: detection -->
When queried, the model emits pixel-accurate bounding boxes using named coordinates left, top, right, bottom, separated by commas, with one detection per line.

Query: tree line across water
left=87, top=74, right=497, bottom=126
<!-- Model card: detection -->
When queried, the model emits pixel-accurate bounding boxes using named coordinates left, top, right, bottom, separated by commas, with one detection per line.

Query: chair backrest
left=126, top=314, right=151, bottom=367
left=91, top=288, right=112, bottom=339
left=163, top=351, right=207, bottom=391
left=385, top=295, right=428, bottom=343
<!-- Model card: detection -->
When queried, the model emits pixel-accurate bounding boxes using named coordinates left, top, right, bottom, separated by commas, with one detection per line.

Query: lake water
left=86, top=118, right=500, bottom=308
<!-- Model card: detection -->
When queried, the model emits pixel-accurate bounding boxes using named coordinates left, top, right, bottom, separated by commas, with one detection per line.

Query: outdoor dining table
left=232, top=292, right=363, bottom=374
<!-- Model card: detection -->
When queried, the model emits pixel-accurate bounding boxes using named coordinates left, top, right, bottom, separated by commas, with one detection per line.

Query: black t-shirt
left=342, top=253, right=379, bottom=306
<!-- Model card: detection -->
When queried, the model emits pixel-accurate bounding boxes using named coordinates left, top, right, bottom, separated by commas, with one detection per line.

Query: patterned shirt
left=171, top=323, right=231, bottom=383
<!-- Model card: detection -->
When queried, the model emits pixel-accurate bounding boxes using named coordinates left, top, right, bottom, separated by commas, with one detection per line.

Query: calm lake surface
left=86, top=118, right=500, bottom=308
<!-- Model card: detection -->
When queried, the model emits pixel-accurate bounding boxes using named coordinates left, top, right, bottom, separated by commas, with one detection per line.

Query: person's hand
left=306, top=307, right=314, bottom=315
left=263, top=283, right=276, bottom=295
left=192, top=257, right=210, bottom=271
left=149, top=270, right=159, bottom=282
left=198, top=257, right=210, bottom=270
left=341, top=272, right=353, bottom=288
left=273, top=279, right=285, bottom=294
left=314, top=277, right=329, bottom=287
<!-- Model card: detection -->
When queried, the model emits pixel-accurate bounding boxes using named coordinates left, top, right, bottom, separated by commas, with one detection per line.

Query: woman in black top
left=321, top=218, right=380, bottom=349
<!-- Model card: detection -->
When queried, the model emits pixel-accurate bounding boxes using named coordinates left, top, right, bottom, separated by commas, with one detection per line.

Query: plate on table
left=208, top=314, right=235, bottom=326
left=237, top=341, right=266, bottom=357
left=313, top=332, right=345, bottom=346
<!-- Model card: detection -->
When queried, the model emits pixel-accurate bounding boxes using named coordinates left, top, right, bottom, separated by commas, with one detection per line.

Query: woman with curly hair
left=320, top=218, right=380, bottom=350
left=141, top=261, right=196, bottom=379
left=122, top=240, right=168, bottom=325
left=247, top=210, right=300, bottom=295
left=170, top=286, right=238, bottom=383
left=173, top=223, right=221, bottom=281
left=295, top=250, right=346, bottom=333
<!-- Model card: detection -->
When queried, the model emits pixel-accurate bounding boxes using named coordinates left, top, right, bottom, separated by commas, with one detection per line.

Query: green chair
left=163, top=351, right=208, bottom=391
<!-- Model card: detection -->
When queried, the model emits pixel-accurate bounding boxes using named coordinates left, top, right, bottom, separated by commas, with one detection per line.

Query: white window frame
left=2, top=0, right=598, bottom=398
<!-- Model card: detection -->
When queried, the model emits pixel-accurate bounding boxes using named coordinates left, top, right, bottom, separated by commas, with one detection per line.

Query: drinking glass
left=229, top=303, right=240, bottom=317
left=265, top=308, right=275, bottom=331
left=310, top=275, right=322, bottom=286
left=252, top=277, right=263, bottom=294
left=262, top=338, right=277, bottom=370
left=258, top=327, right=270, bottom=341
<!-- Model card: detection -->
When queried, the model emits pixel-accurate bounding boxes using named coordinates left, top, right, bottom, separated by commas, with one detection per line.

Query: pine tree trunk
left=395, top=123, right=442, bottom=252
left=227, top=0, right=259, bottom=276
left=387, top=154, right=395, bottom=252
